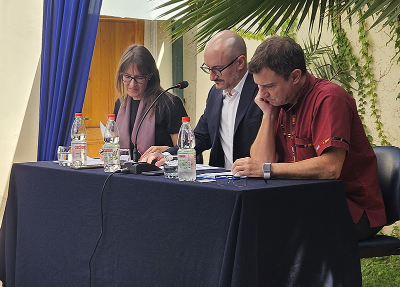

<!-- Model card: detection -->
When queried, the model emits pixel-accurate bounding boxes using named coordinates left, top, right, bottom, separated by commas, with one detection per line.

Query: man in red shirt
left=231, top=36, right=386, bottom=240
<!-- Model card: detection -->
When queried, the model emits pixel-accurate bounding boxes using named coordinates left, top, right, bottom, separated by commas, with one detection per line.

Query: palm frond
left=338, top=0, right=400, bottom=29
left=155, top=0, right=345, bottom=49
left=302, top=34, right=354, bottom=88
left=153, top=0, right=400, bottom=51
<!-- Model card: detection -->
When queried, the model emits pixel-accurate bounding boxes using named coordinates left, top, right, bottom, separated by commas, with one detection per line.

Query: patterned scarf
left=116, top=96, right=155, bottom=155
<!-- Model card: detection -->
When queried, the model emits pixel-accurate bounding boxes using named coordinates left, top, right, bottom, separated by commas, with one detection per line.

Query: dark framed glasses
left=200, top=55, right=241, bottom=77
left=215, top=175, right=247, bottom=187
left=120, top=74, right=148, bottom=84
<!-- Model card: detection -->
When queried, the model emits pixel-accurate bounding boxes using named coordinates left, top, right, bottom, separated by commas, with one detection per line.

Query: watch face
left=263, top=163, right=271, bottom=172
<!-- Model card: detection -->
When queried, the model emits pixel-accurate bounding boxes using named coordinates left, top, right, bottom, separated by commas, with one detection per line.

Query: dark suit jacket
left=168, top=73, right=261, bottom=167
left=193, top=73, right=262, bottom=167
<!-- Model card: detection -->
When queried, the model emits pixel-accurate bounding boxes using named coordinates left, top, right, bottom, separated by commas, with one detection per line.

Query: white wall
left=146, top=21, right=199, bottom=133
left=0, top=0, right=43, bottom=219
left=182, top=29, right=198, bottom=127
left=101, top=0, right=181, bottom=21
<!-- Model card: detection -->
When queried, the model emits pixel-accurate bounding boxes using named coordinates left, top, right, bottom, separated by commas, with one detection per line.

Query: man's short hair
left=248, top=36, right=307, bottom=80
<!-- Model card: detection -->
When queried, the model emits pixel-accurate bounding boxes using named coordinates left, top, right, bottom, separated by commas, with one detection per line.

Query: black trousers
left=356, top=211, right=383, bottom=240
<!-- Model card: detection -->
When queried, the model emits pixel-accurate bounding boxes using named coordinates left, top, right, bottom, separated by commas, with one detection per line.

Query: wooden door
left=82, top=16, right=145, bottom=158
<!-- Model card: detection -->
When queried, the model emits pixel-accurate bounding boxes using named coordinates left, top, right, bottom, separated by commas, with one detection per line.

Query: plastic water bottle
left=178, top=116, right=196, bottom=181
left=103, top=114, right=120, bottom=172
left=71, top=112, right=87, bottom=167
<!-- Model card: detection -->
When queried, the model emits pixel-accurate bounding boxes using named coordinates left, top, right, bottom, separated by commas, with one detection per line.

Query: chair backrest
left=373, top=146, right=400, bottom=225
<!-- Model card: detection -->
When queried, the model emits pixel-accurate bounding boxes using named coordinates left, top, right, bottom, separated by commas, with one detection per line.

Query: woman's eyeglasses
left=120, top=74, right=148, bottom=84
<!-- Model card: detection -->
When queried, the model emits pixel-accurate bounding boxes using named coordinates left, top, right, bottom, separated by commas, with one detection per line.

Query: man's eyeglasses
left=120, top=74, right=148, bottom=84
left=215, top=175, right=247, bottom=187
left=200, top=55, right=241, bottom=77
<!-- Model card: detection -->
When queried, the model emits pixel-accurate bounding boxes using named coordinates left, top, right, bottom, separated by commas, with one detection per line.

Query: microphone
left=122, top=81, right=189, bottom=174
left=174, top=81, right=188, bottom=89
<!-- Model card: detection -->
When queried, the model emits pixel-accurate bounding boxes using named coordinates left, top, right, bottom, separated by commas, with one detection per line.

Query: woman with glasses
left=113, top=44, right=187, bottom=160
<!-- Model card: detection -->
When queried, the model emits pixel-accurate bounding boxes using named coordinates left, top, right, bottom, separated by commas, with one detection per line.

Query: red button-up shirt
left=275, top=73, right=386, bottom=227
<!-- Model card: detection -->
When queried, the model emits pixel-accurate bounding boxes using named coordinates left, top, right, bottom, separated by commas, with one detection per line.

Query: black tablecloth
left=0, top=162, right=361, bottom=286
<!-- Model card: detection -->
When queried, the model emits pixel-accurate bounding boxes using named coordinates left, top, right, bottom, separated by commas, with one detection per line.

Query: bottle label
left=178, top=152, right=196, bottom=170
left=71, top=141, right=87, bottom=166
left=177, top=149, right=196, bottom=181
left=72, top=145, right=86, bottom=150
left=103, top=143, right=120, bottom=172
left=104, top=148, right=119, bottom=161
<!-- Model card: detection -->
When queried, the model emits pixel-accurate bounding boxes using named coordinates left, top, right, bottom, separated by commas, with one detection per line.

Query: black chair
left=358, top=146, right=400, bottom=258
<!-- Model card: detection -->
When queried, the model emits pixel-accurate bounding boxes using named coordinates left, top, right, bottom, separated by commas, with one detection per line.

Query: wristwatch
left=263, top=163, right=272, bottom=180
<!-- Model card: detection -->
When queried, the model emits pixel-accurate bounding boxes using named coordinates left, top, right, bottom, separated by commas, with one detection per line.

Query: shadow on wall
left=0, top=59, right=41, bottom=226
left=13, top=59, right=40, bottom=164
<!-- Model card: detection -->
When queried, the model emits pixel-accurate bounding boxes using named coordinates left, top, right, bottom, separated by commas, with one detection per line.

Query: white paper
left=196, top=171, right=233, bottom=179
left=100, top=121, right=106, bottom=139
left=196, top=178, right=216, bottom=183
left=87, top=156, right=104, bottom=165
left=195, top=164, right=222, bottom=171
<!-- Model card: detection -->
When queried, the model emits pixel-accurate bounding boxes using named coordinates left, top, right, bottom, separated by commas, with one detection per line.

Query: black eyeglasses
left=215, top=175, right=247, bottom=187
left=120, top=74, right=148, bottom=84
left=200, top=55, right=241, bottom=77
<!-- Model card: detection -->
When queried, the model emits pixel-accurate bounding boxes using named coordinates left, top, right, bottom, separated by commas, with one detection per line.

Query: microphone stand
left=121, top=81, right=188, bottom=174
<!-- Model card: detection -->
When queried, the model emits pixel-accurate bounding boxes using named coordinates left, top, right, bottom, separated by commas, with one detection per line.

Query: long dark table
left=0, top=161, right=362, bottom=286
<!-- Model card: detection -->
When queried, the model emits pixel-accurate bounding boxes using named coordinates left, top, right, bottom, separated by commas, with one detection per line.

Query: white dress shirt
left=219, top=71, right=248, bottom=169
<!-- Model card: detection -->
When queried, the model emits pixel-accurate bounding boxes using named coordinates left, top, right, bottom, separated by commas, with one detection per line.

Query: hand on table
left=140, top=146, right=169, bottom=167
left=231, top=157, right=264, bottom=177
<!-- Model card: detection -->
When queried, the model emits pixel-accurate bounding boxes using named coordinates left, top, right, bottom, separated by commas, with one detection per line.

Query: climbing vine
left=331, top=14, right=390, bottom=145
left=332, top=18, right=369, bottom=139
left=358, top=15, right=390, bottom=146
left=233, top=17, right=297, bottom=42
left=389, top=17, right=400, bottom=100
left=331, top=19, right=360, bottom=97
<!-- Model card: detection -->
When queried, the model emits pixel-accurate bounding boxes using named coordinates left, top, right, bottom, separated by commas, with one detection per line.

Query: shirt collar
left=222, top=71, right=248, bottom=98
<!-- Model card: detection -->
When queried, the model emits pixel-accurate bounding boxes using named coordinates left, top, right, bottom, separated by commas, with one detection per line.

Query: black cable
left=88, top=169, right=124, bottom=286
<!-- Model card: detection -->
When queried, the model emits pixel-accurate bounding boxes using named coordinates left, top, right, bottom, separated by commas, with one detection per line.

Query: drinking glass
left=119, top=149, right=131, bottom=165
left=57, top=146, right=71, bottom=166
left=163, top=155, right=178, bottom=179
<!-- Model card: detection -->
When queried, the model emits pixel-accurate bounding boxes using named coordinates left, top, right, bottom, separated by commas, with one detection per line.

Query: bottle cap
left=75, top=113, right=82, bottom=118
left=108, top=114, right=115, bottom=119
left=182, top=116, right=190, bottom=122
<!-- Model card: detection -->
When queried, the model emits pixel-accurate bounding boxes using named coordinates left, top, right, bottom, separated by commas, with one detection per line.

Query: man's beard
left=216, top=70, right=240, bottom=91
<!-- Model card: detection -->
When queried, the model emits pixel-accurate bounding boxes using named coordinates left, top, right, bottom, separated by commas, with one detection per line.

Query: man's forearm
left=250, top=113, right=278, bottom=163
left=271, top=147, right=346, bottom=179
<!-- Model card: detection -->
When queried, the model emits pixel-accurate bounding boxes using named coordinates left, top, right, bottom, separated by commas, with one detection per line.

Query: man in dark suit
left=141, top=30, right=262, bottom=168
